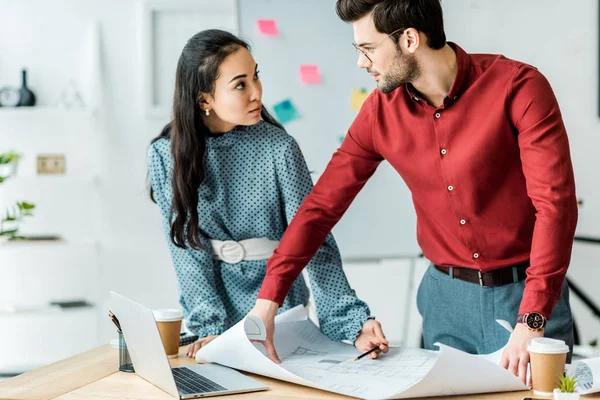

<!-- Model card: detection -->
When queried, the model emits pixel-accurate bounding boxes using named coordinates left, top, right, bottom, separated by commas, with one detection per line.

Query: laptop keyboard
left=172, top=367, right=228, bottom=395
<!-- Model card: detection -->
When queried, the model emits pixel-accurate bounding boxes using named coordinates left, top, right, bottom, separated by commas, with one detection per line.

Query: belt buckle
left=478, top=270, right=487, bottom=287
left=219, top=240, right=245, bottom=264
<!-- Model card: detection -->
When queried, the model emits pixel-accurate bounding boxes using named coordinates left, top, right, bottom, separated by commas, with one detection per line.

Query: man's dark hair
left=336, top=0, right=446, bottom=50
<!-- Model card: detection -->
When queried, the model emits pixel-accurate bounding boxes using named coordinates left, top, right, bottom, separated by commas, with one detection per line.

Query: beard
left=375, top=48, right=421, bottom=94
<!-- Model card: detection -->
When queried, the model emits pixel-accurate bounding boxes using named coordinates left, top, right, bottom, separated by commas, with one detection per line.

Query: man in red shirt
left=249, top=0, right=577, bottom=384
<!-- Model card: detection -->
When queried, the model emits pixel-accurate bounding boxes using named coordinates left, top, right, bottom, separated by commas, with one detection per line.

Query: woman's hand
left=354, top=319, right=389, bottom=359
left=187, top=335, right=219, bottom=358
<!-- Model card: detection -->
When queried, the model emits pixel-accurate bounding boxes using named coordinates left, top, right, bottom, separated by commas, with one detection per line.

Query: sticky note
left=350, top=88, right=371, bottom=111
left=299, top=64, right=321, bottom=84
left=273, top=99, right=300, bottom=125
left=257, top=19, right=278, bottom=36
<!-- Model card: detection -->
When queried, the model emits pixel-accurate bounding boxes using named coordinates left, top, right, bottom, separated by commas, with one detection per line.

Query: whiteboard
left=239, top=0, right=421, bottom=259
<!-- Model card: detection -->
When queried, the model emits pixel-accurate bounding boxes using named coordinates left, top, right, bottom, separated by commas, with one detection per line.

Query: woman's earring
left=205, top=109, right=210, bottom=116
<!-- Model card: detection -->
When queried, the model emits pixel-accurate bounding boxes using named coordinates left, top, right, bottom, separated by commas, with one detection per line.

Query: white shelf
left=0, top=237, right=98, bottom=248
left=0, top=106, right=93, bottom=117
left=0, top=304, right=94, bottom=316
left=0, top=306, right=100, bottom=374
left=0, top=175, right=101, bottom=185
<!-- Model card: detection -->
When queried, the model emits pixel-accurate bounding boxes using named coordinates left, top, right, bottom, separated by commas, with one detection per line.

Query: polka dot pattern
left=148, top=120, right=371, bottom=342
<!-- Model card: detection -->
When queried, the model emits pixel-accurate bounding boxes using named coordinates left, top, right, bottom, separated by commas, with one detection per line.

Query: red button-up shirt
left=259, top=43, right=577, bottom=319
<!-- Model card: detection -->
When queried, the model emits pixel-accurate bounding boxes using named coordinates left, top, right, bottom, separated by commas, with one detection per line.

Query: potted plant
left=554, top=373, right=580, bottom=400
left=0, top=150, right=35, bottom=241
left=0, top=201, right=36, bottom=239
left=0, top=151, right=20, bottom=182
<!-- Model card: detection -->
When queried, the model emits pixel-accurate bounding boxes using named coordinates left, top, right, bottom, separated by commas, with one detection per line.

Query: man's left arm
left=501, top=64, right=578, bottom=382
left=511, top=65, right=578, bottom=319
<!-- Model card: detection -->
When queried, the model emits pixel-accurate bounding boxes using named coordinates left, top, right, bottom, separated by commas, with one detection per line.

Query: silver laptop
left=110, top=291, right=268, bottom=399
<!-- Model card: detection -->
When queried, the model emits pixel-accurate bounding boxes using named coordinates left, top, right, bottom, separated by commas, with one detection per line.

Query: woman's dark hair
left=149, top=29, right=284, bottom=250
left=335, top=0, right=446, bottom=50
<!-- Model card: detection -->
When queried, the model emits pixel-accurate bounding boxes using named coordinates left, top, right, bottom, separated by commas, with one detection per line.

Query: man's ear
left=403, top=28, right=420, bottom=54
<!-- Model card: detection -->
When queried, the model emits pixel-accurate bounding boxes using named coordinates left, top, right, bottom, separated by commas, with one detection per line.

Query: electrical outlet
left=37, top=155, right=66, bottom=175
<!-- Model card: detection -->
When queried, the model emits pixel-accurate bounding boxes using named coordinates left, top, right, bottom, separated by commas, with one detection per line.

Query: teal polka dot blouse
left=148, top=120, right=371, bottom=343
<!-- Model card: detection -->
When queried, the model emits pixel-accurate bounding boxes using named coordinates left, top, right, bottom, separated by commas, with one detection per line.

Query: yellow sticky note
left=350, top=88, right=371, bottom=111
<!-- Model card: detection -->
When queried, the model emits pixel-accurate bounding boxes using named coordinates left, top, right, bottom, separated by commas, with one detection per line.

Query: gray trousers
left=416, top=264, right=574, bottom=362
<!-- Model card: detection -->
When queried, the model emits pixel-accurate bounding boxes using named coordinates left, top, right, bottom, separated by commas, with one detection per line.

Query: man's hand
left=500, top=323, right=543, bottom=384
left=354, top=319, right=389, bottom=359
left=248, top=299, right=281, bottom=363
left=187, top=335, right=218, bottom=358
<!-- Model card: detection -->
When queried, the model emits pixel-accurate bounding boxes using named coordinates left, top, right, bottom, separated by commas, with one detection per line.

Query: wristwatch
left=517, top=312, right=546, bottom=331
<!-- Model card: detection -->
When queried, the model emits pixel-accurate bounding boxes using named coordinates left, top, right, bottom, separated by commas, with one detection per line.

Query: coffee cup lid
left=527, top=338, right=569, bottom=354
left=152, top=308, right=183, bottom=322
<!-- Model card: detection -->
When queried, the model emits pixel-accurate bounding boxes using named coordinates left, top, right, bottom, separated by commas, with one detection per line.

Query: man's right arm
left=258, top=93, right=384, bottom=305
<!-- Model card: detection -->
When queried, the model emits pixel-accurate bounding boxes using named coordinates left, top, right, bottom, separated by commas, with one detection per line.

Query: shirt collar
left=206, top=124, right=249, bottom=148
left=446, top=42, right=471, bottom=100
left=405, top=41, right=471, bottom=103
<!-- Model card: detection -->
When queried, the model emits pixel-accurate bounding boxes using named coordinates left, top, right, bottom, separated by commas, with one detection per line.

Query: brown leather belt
left=433, top=262, right=529, bottom=287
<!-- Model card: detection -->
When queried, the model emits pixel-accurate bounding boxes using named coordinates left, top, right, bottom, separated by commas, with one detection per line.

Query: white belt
left=210, top=237, right=279, bottom=264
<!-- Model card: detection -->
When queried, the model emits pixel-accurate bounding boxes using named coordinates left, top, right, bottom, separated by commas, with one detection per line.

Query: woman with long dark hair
left=148, top=29, right=388, bottom=360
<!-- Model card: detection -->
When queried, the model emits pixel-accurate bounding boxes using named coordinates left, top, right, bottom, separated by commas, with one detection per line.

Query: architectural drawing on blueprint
left=278, top=327, right=438, bottom=399
left=197, top=306, right=528, bottom=400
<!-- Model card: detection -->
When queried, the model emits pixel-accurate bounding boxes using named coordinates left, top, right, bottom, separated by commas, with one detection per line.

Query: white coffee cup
left=527, top=338, right=569, bottom=396
left=153, top=309, right=183, bottom=358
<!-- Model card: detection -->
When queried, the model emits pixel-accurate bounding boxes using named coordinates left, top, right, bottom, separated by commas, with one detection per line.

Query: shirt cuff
left=185, top=322, right=223, bottom=338
left=518, top=288, right=560, bottom=320
left=349, top=315, right=375, bottom=345
left=257, top=274, right=297, bottom=306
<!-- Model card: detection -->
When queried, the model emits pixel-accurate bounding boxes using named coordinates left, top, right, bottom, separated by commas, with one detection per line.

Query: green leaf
left=0, top=156, right=13, bottom=164
left=0, top=151, right=20, bottom=164
left=557, top=373, right=577, bottom=393
left=17, top=202, right=35, bottom=211
left=8, top=235, right=27, bottom=240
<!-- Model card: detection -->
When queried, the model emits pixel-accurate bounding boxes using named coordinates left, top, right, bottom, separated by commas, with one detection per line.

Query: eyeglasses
left=352, top=28, right=404, bottom=63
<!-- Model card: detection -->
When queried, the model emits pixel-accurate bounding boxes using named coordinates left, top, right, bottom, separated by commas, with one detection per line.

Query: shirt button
left=473, top=253, right=479, bottom=259
left=453, top=96, right=458, bottom=100
left=435, top=112, right=441, bottom=118
left=441, top=149, right=447, bottom=155
left=460, top=219, right=466, bottom=225
left=447, top=185, right=453, bottom=191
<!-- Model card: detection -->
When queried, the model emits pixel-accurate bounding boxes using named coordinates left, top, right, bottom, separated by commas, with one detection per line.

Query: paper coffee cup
left=153, top=309, right=183, bottom=358
left=528, top=338, right=569, bottom=396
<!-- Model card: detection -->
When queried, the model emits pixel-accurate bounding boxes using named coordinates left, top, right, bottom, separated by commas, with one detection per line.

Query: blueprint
left=196, top=306, right=528, bottom=399
left=567, top=357, right=600, bottom=394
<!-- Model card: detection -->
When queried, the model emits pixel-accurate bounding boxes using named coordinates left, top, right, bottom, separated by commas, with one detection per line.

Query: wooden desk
left=1, top=345, right=597, bottom=400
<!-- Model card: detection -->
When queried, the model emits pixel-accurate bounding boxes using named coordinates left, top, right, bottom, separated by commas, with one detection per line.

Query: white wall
left=442, top=0, right=600, bottom=346
left=0, top=0, right=599, bottom=367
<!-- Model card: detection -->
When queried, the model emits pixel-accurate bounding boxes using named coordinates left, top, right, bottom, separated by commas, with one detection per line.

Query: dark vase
left=18, top=69, right=36, bottom=107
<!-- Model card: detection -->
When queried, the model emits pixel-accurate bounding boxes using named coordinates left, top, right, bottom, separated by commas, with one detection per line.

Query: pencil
left=108, top=310, right=122, bottom=331
left=354, top=345, right=379, bottom=361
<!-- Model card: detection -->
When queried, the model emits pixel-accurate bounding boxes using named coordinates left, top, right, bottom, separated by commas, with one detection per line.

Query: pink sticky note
left=257, top=19, right=278, bottom=36
left=299, top=64, right=321, bottom=85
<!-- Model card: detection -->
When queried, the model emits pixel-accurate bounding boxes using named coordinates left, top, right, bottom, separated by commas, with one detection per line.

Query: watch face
left=526, top=313, right=545, bottom=329
left=0, top=87, right=21, bottom=107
